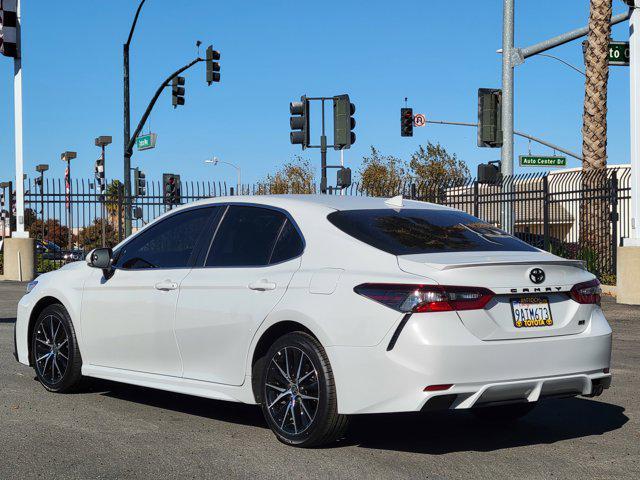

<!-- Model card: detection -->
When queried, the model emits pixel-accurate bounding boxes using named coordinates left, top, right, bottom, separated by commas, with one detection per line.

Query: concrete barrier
left=1, top=238, right=36, bottom=282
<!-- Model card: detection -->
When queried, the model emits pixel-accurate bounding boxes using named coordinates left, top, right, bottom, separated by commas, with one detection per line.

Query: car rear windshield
left=327, top=208, right=538, bottom=255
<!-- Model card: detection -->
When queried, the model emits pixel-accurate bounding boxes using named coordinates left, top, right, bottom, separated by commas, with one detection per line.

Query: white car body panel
left=14, top=194, right=612, bottom=415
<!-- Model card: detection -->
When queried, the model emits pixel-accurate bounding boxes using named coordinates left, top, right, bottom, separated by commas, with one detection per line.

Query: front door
left=81, top=206, right=218, bottom=376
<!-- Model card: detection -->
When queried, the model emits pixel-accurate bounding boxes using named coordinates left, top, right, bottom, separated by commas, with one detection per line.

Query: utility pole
left=123, top=0, right=147, bottom=238
left=500, top=0, right=515, bottom=233
left=95, top=136, right=112, bottom=247
left=61, top=151, right=77, bottom=250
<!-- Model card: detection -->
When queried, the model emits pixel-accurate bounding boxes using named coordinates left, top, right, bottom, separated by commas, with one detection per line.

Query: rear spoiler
left=428, top=259, right=586, bottom=271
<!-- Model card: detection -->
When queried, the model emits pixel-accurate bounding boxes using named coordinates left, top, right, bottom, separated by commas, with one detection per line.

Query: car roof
left=188, top=194, right=452, bottom=212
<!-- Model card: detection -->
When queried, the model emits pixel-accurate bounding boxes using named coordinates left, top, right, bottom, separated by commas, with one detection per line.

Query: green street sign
left=136, top=133, right=157, bottom=151
left=608, top=41, right=629, bottom=66
left=519, top=155, right=567, bottom=167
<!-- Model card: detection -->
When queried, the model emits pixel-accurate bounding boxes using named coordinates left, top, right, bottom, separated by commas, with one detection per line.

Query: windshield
left=327, top=208, right=538, bottom=255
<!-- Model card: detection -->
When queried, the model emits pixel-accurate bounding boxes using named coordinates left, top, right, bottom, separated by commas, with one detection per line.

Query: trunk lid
left=398, top=251, right=595, bottom=340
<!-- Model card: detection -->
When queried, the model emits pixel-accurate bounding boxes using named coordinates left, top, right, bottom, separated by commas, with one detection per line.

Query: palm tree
left=581, top=0, right=612, bottom=277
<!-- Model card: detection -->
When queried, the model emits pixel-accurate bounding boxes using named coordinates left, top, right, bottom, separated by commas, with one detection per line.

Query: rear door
left=175, top=205, right=304, bottom=386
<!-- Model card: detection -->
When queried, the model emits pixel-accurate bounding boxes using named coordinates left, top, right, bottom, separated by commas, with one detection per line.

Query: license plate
left=511, top=297, right=553, bottom=328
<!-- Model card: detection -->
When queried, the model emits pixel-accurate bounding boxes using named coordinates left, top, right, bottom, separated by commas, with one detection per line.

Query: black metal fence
left=1, top=167, right=629, bottom=283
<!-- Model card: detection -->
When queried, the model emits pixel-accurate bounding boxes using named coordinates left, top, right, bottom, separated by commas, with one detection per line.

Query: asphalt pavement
left=0, top=281, right=638, bottom=479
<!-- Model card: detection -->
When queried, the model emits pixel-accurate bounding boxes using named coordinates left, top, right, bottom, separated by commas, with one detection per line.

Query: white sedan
left=14, top=195, right=612, bottom=447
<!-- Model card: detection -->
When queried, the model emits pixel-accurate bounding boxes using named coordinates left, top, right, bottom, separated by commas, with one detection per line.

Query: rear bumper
left=327, top=309, right=612, bottom=414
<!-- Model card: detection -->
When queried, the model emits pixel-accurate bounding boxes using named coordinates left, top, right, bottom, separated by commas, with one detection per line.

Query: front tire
left=31, top=303, right=83, bottom=393
left=260, top=332, right=348, bottom=447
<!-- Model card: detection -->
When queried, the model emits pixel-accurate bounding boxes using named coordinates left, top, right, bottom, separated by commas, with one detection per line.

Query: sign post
left=519, top=155, right=567, bottom=167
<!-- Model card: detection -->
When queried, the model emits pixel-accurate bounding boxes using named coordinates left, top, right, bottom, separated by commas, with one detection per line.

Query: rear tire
left=260, top=332, right=349, bottom=447
left=31, top=304, right=83, bottom=393
left=471, top=402, right=536, bottom=423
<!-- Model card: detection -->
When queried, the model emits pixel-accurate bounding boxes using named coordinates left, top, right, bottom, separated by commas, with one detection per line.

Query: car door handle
left=248, top=280, right=277, bottom=291
left=154, top=280, right=178, bottom=291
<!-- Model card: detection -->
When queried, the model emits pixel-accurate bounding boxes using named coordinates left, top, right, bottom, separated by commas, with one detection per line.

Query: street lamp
left=61, top=151, right=77, bottom=250
left=205, top=156, right=241, bottom=195
left=35, top=164, right=49, bottom=242
left=95, top=136, right=112, bottom=247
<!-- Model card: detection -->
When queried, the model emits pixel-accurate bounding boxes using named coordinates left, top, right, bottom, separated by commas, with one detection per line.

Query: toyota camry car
left=14, top=195, right=612, bottom=447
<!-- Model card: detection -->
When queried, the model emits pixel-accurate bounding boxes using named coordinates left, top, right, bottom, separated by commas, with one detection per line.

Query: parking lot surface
left=1, top=281, right=638, bottom=479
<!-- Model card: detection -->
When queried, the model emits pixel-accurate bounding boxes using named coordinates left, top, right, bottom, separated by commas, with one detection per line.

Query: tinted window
left=206, top=206, right=286, bottom=267
left=327, top=209, right=538, bottom=255
left=270, top=219, right=304, bottom=264
left=115, top=207, right=215, bottom=269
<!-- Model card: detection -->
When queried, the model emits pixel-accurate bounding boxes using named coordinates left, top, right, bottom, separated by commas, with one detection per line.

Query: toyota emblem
left=529, top=268, right=545, bottom=284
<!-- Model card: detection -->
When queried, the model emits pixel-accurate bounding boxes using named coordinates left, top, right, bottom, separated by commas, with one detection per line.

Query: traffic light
left=134, top=168, right=146, bottom=197
left=401, top=107, right=413, bottom=137
left=289, top=96, right=310, bottom=149
left=477, top=162, right=501, bottom=185
left=337, top=167, right=352, bottom=189
left=172, top=76, right=186, bottom=108
left=333, top=94, right=356, bottom=150
left=477, top=88, right=502, bottom=147
left=206, top=45, right=221, bottom=85
left=163, top=173, right=181, bottom=205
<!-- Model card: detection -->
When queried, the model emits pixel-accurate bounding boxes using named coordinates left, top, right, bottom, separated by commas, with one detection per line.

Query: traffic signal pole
left=123, top=0, right=147, bottom=238
left=500, top=0, right=515, bottom=233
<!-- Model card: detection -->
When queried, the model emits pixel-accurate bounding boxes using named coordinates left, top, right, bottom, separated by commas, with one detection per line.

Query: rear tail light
left=354, top=283, right=494, bottom=313
left=569, top=279, right=601, bottom=305
left=424, top=384, right=453, bottom=392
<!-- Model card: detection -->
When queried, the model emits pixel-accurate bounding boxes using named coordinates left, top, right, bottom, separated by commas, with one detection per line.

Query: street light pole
left=61, top=151, right=77, bottom=251
left=95, top=136, right=112, bottom=247
left=205, top=157, right=241, bottom=194
left=35, top=164, right=49, bottom=242
left=123, top=0, right=147, bottom=239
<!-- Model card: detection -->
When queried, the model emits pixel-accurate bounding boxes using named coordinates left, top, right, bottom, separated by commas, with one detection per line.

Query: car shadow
left=89, top=379, right=627, bottom=453
left=0, top=317, right=16, bottom=323
left=346, top=397, right=628, bottom=454
left=90, top=379, right=267, bottom=429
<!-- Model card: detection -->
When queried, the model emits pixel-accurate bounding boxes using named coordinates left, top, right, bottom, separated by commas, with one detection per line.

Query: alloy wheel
left=34, top=315, right=69, bottom=385
left=264, top=346, right=319, bottom=435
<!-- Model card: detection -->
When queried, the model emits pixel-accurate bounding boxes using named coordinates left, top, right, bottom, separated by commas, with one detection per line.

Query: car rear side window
left=114, top=207, right=216, bottom=270
left=206, top=206, right=287, bottom=267
left=270, top=219, right=304, bottom=264
left=327, top=208, right=538, bottom=255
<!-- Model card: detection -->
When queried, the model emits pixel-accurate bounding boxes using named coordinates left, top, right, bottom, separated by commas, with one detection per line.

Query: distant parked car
left=36, top=241, right=83, bottom=263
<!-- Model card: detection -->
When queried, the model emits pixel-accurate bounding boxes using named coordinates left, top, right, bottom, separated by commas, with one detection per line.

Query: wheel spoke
left=268, top=390, right=291, bottom=409
left=266, top=383, right=286, bottom=392
left=58, top=352, right=69, bottom=361
left=57, top=339, right=68, bottom=349
left=296, top=352, right=304, bottom=381
left=52, top=357, right=62, bottom=380
left=284, top=347, right=290, bottom=379
left=272, top=358, right=289, bottom=382
left=36, top=352, right=52, bottom=363
left=291, top=401, right=298, bottom=434
left=36, top=338, right=50, bottom=347
left=53, top=321, right=61, bottom=344
left=299, top=398, right=313, bottom=419
left=49, top=317, right=55, bottom=345
left=299, top=394, right=318, bottom=401
left=280, top=403, right=291, bottom=429
left=298, top=370, right=314, bottom=384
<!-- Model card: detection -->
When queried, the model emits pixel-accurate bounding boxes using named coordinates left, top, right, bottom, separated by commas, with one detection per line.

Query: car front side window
left=114, top=207, right=216, bottom=270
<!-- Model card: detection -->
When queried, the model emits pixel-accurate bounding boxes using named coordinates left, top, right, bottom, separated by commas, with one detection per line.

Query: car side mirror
left=87, top=248, right=113, bottom=271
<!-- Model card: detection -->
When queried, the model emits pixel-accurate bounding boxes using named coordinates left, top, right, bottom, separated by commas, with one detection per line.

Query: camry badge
left=529, top=268, right=545, bottom=284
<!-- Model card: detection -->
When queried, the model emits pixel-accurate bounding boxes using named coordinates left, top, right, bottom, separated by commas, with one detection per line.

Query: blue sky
left=0, top=0, right=632, bottom=188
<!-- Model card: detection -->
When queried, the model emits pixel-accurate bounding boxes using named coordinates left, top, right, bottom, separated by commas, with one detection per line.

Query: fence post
left=611, top=170, right=619, bottom=277
left=543, top=175, right=550, bottom=252
left=473, top=180, right=479, bottom=218
left=117, top=185, right=123, bottom=243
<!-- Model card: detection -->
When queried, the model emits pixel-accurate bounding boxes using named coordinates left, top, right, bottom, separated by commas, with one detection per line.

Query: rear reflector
left=424, top=384, right=453, bottom=392
left=569, top=279, right=601, bottom=305
left=354, top=283, right=494, bottom=313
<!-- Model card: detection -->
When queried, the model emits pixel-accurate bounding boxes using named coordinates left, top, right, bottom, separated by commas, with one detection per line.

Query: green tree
left=28, top=218, right=70, bottom=248
left=358, top=147, right=408, bottom=196
left=77, top=218, right=119, bottom=251
left=257, top=156, right=315, bottom=194
left=409, top=142, right=470, bottom=186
